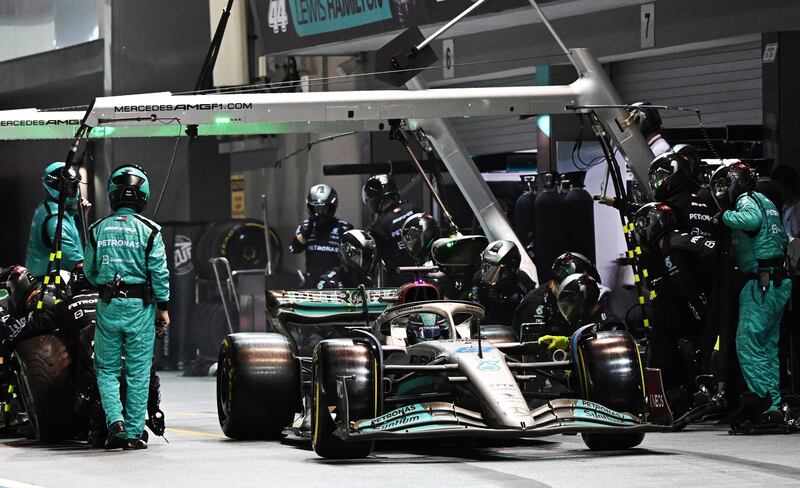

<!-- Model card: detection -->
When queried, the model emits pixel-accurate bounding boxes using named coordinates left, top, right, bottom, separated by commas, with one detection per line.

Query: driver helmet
left=338, top=230, right=376, bottom=277
left=628, top=102, right=663, bottom=137
left=43, top=162, right=80, bottom=205
left=108, top=164, right=150, bottom=212
left=633, top=202, right=677, bottom=249
left=401, top=213, right=440, bottom=263
left=362, top=174, right=399, bottom=214
left=406, top=313, right=448, bottom=345
left=479, top=240, right=520, bottom=287
left=306, top=184, right=338, bottom=220
left=550, top=252, right=601, bottom=287
left=556, top=273, right=601, bottom=327
left=648, top=152, right=695, bottom=201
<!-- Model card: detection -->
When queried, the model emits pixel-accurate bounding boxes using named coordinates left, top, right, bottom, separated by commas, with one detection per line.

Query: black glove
left=156, top=319, right=168, bottom=338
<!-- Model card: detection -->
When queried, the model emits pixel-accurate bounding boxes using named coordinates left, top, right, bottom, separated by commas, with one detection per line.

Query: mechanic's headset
left=108, top=163, right=149, bottom=212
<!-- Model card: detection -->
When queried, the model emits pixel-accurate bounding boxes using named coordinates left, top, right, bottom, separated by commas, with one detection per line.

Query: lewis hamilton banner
left=250, top=0, right=556, bottom=53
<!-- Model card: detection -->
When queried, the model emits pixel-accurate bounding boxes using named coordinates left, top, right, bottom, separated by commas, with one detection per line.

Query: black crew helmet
left=633, top=202, right=677, bottom=248
left=673, top=144, right=704, bottom=182
left=629, top=102, right=663, bottom=137
left=107, top=164, right=150, bottom=212
left=6, top=266, right=40, bottom=317
left=710, top=163, right=733, bottom=206
left=556, top=272, right=601, bottom=326
left=726, top=161, right=757, bottom=205
left=401, top=213, right=440, bottom=262
left=306, top=183, right=338, bottom=217
left=480, top=240, right=521, bottom=287
left=648, top=152, right=695, bottom=201
left=550, top=252, right=601, bottom=286
left=338, top=229, right=376, bottom=277
left=362, top=174, right=399, bottom=214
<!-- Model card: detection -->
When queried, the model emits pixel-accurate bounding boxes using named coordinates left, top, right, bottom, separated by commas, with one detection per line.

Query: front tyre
left=574, top=330, right=646, bottom=451
left=311, top=339, right=377, bottom=459
left=217, top=333, right=300, bottom=439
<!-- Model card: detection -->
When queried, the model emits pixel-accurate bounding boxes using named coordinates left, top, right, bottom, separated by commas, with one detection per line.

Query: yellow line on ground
left=166, top=427, right=227, bottom=439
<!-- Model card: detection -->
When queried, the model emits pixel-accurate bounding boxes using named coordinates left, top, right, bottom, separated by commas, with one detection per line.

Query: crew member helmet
left=633, top=202, right=677, bottom=248
left=362, top=174, right=399, bottom=214
left=556, top=273, right=601, bottom=326
left=306, top=184, right=338, bottom=217
left=42, top=162, right=79, bottom=202
left=550, top=252, right=601, bottom=286
left=107, top=164, right=150, bottom=212
left=479, top=240, right=521, bottom=287
left=401, top=213, right=440, bottom=262
left=339, top=229, right=376, bottom=277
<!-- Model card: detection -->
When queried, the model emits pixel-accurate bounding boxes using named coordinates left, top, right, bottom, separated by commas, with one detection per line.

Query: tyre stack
left=186, top=220, right=283, bottom=374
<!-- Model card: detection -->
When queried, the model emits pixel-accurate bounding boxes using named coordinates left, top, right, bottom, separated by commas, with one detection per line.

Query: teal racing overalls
left=24, top=200, right=84, bottom=277
left=84, top=207, right=169, bottom=438
left=723, top=191, right=791, bottom=412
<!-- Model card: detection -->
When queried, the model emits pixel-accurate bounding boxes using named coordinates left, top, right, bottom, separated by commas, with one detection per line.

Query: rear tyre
left=14, top=335, right=75, bottom=442
left=311, top=339, right=377, bottom=459
left=574, top=330, right=646, bottom=451
left=217, top=333, right=300, bottom=439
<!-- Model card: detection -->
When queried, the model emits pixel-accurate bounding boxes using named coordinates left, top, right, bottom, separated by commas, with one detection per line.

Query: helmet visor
left=649, top=167, right=671, bottom=191
left=712, top=177, right=729, bottom=200
left=480, top=262, right=505, bottom=286
left=112, top=173, right=145, bottom=187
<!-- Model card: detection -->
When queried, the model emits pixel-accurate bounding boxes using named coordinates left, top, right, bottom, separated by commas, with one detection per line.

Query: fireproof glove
left=538, top=335, right=569, bottom=351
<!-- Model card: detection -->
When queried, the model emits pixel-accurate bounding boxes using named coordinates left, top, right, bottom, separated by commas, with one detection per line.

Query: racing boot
left=124, top=430, right=148, bottom=450
left=725, top=391, right=772, bottom=434
left=105, top=421, right=129, bottom=450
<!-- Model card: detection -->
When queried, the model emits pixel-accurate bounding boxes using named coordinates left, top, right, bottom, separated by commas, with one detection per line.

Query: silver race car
left=216, top=285, right=671, bottom=459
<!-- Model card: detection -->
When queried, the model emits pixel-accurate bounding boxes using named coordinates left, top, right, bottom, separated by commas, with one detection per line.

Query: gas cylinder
left=564, top=171, right=596, bottom=263
left=534, top=172, right=568, bottom=277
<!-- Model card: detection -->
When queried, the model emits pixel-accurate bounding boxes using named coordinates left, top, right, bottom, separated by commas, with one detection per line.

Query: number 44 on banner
left=268, top=0, right=289, bottom=34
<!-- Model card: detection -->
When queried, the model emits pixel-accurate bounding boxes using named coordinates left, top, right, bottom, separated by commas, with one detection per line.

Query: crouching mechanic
left=716, top=162, right=791, bottom=425
left=315, top=230, right=377, bottom=289
left=84, top=164, right=170, bottom=450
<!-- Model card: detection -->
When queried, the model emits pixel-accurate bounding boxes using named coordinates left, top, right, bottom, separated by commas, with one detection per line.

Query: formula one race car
left=216, top=285, right=671, bottom=459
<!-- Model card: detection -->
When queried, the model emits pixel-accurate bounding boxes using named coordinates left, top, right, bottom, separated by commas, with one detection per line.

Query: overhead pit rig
left=0, top=1, right=658, bottom=283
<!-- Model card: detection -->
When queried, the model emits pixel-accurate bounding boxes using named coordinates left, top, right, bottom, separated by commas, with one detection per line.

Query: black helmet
left=339, top=230, right=376, bottom=277
left=673, top=144, right=703, bottom=182
left=633, top=202, right=677, bottom=248
left=362, top=174, right=399, bottom=214
left=401, top=213, right=440, bottom=262
left=550, top=252, right=601, bottom=286
left=556, top=273, right=600, bottom=326
left=6, top=266, right=39, bottom=317
left=648, top=152, right=695, bottom=200
left=480, top=240, right=520, bottom=286
left=727, top=161, right=756, bottom=204
left=306, top=183, right=338, bottom=217
left=108, top=164, right=150, bottom=212
left=629, top=102, right=663, bottom=136
left=406, top=313, right=449, bottom=345
left=710, top=163, right=732, bottom=206
left=70, top=262, right=94, bottom=293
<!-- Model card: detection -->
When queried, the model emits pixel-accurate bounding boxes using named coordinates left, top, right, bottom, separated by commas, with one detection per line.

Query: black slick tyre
left=217, top=333, right=300, bottom=439
left=574, top=330, right=646, bottom=451
left=14, top=335, right=74, bottom=442
left=311, top=339, right=377, bottom=459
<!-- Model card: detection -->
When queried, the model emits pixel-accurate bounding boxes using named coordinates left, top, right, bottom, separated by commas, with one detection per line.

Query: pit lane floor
left=1, top=374, right=799, bottom=488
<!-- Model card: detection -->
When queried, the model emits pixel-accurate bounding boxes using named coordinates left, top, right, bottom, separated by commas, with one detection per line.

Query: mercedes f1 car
left=216, top=282, right=671, bottom=459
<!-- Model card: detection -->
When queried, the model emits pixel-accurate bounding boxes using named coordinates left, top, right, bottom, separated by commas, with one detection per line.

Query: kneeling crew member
left=84, top=164, right=170, bottom=450
left=473, top=240, right=535, bottom=326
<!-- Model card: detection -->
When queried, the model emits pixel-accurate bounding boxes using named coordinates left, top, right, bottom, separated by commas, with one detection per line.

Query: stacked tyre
left=194, top=220, right=283, bottom=278
left=189, top=302, right=231, bottom=359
